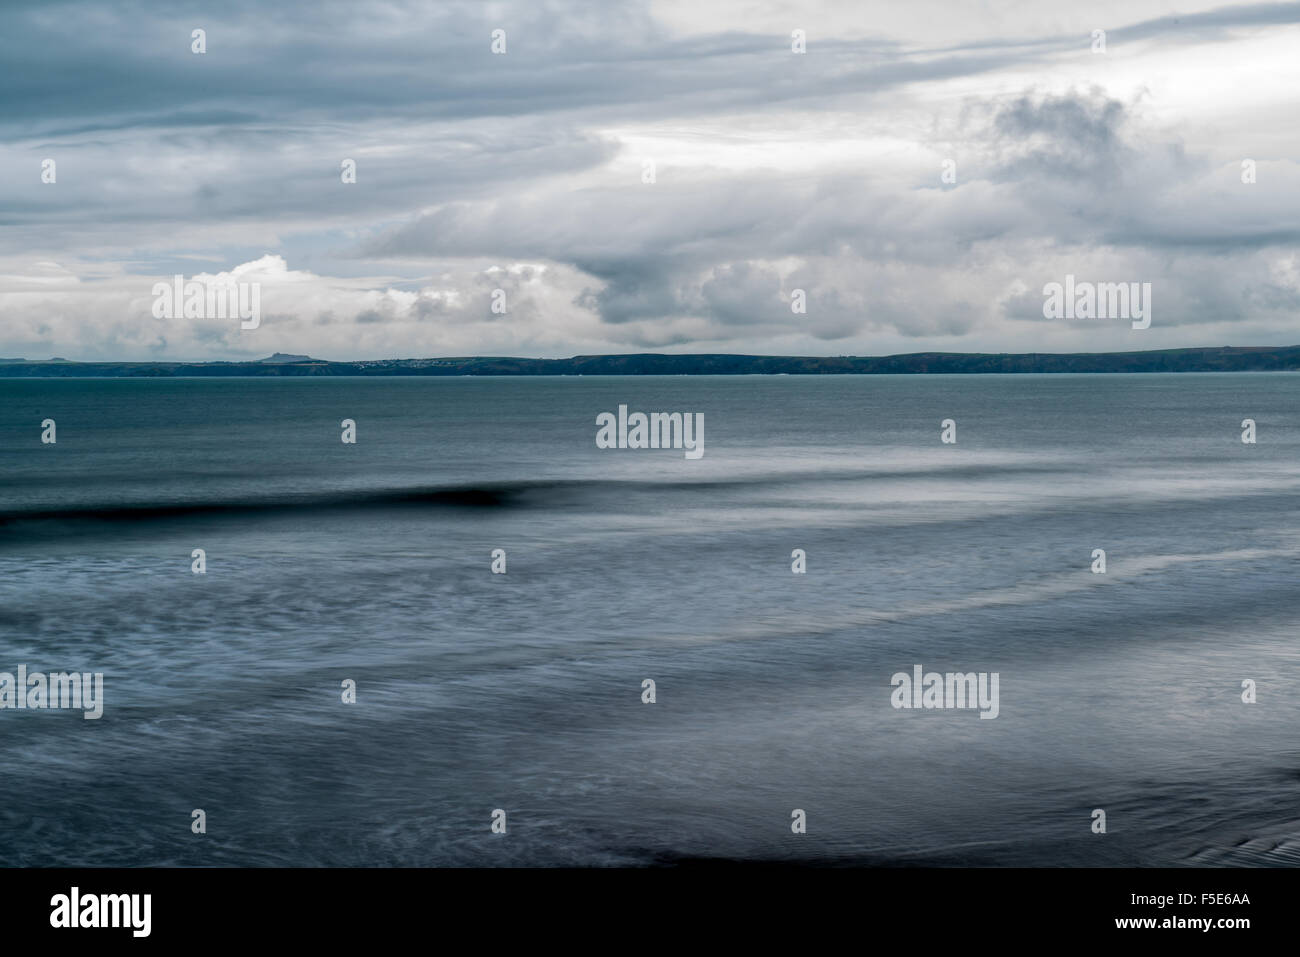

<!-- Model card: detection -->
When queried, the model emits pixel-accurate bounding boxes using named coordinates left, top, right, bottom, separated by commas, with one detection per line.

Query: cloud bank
left=1, top=0, right=1297, bottom=359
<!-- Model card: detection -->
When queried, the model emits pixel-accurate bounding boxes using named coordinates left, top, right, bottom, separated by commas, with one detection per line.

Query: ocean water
left=0, top=373, right=1297, bottom=867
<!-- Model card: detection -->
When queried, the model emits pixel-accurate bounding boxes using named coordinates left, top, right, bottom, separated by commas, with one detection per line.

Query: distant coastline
left=2, top=346, right=1299, bottom=377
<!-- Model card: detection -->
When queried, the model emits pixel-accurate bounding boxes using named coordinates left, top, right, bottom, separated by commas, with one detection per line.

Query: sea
left=0, top=373, right=1297, bottom=866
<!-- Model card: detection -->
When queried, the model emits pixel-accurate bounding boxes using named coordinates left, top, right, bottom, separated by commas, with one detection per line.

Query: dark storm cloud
left=990, top=93, right=1131, bottom=186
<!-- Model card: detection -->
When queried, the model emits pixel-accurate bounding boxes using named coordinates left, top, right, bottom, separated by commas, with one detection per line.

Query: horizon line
left=5, top=344, right=1300, bottom=365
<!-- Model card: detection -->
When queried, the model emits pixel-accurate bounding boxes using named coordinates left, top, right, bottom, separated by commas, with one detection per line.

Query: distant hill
left=2, top=346, right=1299, bottom=377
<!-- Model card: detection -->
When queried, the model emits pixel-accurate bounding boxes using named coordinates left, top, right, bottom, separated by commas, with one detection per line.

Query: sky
left=1, top=0, right=1298, bottom=361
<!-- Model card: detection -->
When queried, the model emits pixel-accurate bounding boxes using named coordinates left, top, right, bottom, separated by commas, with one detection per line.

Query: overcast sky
left=1, top=0, right=1298, bottom=361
